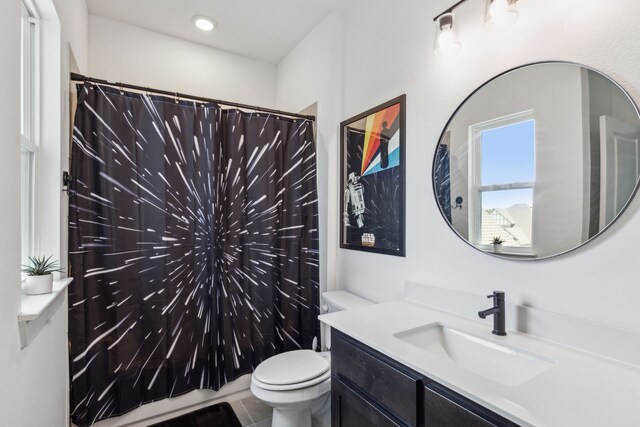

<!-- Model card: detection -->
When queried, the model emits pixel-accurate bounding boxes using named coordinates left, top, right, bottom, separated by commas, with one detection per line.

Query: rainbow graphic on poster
left=360, top=103, right=401, bottom=177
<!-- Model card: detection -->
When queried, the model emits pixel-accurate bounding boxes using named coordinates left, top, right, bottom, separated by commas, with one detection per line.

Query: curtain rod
left=70, top=72, right=315, bottom=121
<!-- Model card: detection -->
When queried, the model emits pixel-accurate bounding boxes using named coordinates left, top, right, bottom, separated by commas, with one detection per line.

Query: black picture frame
left=339, top=95, right=406, bottom=257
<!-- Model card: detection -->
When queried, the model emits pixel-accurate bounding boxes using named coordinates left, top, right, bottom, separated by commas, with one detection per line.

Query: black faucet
left=478, top=291, right=507, bottom=336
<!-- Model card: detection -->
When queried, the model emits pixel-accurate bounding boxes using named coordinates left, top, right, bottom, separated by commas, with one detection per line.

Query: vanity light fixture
left=485, top=0, right=519, bottom=29
left=433, top=0, right=521, bottom=54
left=192, top=15, right=217, bottom=32
left=434, top=12, right=462, bottom=55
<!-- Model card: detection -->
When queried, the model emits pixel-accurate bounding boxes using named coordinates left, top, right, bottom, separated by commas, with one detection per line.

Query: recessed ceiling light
left=192, top=15, right=217, bottom=32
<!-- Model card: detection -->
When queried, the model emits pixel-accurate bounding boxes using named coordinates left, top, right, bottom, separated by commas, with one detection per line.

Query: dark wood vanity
left=331, top=329, right=520, bottom=427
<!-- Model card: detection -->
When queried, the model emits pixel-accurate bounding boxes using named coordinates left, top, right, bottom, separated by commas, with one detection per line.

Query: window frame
left=20, top=0, right=41, bottom=267
left=468, top=110, right=536, bottom=254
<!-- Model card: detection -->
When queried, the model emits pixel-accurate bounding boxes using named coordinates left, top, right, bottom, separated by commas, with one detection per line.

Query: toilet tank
left=321, top=291, right=373, bottom=350
left=322, top=291, right=373, bottom=313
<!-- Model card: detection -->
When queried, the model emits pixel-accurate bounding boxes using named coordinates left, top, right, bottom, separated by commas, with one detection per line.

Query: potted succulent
left=491, top=236, right=504, bottom=253
left=22, top=255, right=64, bottom=295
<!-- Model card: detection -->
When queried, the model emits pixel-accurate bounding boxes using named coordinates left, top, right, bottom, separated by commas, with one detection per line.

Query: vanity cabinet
left=331, top=329, right=519, bottom=427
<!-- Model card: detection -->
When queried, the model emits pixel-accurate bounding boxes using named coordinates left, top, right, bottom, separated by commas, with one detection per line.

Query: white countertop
left=319, top=300, right=640, bottom=427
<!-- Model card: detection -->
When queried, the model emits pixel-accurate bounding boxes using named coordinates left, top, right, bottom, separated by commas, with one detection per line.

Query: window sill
left=491, top=251, right=538, bottom=258
left=18, top=277, right=72, bottom=348
left=476, top=245, right=537, bottom=258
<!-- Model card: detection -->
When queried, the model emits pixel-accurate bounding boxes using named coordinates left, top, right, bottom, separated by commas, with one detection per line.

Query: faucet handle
left=487, top=291, right=505, bottom=299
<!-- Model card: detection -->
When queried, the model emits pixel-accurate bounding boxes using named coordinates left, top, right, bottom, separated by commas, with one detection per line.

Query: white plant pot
left=493, top=244, right=503, bottom=253
left=26, top=274, right=54, bottom=295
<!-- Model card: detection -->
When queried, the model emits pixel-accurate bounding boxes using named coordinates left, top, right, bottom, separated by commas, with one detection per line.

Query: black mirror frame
left=432, top=61, right=640, bottom=260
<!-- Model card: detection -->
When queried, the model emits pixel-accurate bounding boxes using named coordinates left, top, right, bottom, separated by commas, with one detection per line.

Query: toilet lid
left=253, top=350, right=330, bottom=385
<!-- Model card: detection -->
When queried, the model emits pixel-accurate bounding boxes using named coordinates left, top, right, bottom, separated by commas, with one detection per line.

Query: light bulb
left=489, top=0, right=510, bottom=19
left=438, top=26, right=455, bottom=46
left=437, top=25, right=461, bottom=55
left=486, top=0, right=518, bottom=28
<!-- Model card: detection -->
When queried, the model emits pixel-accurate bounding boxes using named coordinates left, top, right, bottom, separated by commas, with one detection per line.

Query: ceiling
left=87, top=0, right=351, bottom=64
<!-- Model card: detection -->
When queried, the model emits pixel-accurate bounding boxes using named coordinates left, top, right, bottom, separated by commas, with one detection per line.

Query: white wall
left=277, top=0, right=640, bottom=331
left=0, top=2, right=28, bottom=425
left=55, top=0, right=89, bottom=273
left=54, top=0, right=88, bottom=73
left=276, top=12, right=346, bottom=295
left=88, top=15, right=277, bottom=107
left=0, top=0, right=88, bottom=426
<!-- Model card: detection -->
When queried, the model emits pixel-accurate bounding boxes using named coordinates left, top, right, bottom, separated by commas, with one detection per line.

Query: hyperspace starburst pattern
left=68, top=84, right=319, bottom=426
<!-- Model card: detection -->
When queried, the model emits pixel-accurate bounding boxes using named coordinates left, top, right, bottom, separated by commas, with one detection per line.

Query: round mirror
left=433, top=62, right=640, bottom=259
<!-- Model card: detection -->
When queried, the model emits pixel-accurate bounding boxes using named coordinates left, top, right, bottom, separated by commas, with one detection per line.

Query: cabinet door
left=424, top=383, right=520, bottom=427
left=332, top=377, right=404, bottom=427
left=332, top=329, right=420, bottom=426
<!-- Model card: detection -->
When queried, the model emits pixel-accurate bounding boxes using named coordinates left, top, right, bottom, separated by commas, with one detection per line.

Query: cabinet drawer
left=332, top=329, right=420, bottom=426
left=332, top=377, right=403, bottom=427
left=424, top=383, right=520, bottom=427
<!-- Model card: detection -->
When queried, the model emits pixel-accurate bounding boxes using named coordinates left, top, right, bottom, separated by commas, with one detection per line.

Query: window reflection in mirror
left=473, top=114, right=535, bottom=252
left=434, top=62, right=640, bottom=259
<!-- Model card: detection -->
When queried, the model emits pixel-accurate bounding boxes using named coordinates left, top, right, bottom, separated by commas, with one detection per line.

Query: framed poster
left=340, top=95, right=406, bottom=256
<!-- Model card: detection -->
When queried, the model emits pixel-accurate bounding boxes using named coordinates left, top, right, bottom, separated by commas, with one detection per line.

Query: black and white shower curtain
left=68, top=83, right=319, bottom=426
left=434, top=143, right=451, bottom=222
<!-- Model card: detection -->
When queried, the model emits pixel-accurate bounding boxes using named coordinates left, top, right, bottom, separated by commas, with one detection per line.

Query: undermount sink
left=394, top=323, right=555, bottom=387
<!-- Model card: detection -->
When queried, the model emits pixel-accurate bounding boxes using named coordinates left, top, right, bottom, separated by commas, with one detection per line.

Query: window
left=21, top=1, right=40, bottom=266
left=469, top=111, right=535, bottom=252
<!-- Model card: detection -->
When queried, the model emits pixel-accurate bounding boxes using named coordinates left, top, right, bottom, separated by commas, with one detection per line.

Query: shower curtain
left=68, top=83, right=319, bottom=426
left=434, top=143, right=451, bottom=222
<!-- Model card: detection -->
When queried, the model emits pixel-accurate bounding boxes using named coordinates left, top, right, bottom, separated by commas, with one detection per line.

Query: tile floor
left=229, top=395, right=272, bottom=427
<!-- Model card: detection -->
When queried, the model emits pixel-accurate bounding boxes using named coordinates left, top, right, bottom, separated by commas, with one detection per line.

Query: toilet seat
left=252, top=369, right=331, bottom=391
left=253, top=350, right=330, bottom=387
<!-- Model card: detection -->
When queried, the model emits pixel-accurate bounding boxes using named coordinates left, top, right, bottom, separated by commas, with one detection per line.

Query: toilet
left=250, top=291, right=373, bottom=427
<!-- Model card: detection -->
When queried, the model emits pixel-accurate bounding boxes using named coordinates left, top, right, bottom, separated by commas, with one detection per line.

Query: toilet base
left=310, top=392, right=331, bottom=427
left=269, top=393, right=330, bottom=427
left=272, top=406, right=312, bottom=427
left=251, top=384, right=331, bottom=427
